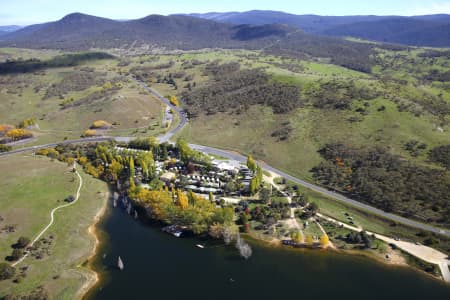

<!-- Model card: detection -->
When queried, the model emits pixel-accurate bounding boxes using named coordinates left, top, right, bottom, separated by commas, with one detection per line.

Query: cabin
left=160, top=172, right=176, bottom=183
left=211, top=159, right=238, bottom=174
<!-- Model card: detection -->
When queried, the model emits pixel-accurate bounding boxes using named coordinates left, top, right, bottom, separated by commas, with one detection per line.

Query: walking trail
left=12, top=164, right=83, bottom=267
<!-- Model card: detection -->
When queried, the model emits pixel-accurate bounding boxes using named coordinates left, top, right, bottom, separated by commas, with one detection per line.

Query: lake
left=85, top=203, right=450, bottom=300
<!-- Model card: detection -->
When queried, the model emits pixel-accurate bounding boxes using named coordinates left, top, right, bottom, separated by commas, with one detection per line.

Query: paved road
left=188, top=143, right=450, bottom=238
left=132, top=77, right=187, bottom=143
left=1, top=79, right=449, bottom=239
left=0, top=137, right=112, bottom=157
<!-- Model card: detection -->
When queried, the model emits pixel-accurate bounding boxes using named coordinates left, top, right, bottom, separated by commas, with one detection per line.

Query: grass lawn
left=0, top=50, right=165, bottom=148
left=0, top=154, right=108, bottom=298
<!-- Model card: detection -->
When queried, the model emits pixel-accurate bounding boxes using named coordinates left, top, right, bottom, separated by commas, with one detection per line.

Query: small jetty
left=281, top=240, right=321, bottom=249
left=162, top=225, right=184, bottom=237
left=117, top=256, right=124, bottom=271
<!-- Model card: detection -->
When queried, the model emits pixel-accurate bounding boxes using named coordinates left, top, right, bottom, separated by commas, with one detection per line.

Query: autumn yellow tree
left=6, top=128, right=33, bottom=141
left=0, top=124, right=14, bottom=133
left=177, top=189, right=189, bottom=209
left=305, top=234, right=314, bottom=245
left=91, top=120, right=112, bottom=129
left=168, top=95, right=179, bottom=107
left=246, top=155, right=256, bottom=172
left=108, top=159, right=123, bottom=181
left=66, top=157, right=75, bottom=167
left=291, top=230, right=304, bottom=244
left=83, top=129, right=97, bottom=137
left=78, top=156, right=88, bottom=166
left=320, top=234, right=330, bottom=248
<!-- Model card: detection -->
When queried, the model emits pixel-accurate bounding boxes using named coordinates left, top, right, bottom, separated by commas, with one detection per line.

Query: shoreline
left=71, top=189, right=446, bottom=300
left=76, top=188, right=110, bottom=300
left=245, top=231, right=449, bottom=283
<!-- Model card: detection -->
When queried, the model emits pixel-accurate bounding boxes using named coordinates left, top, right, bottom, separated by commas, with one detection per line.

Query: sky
left=1, top=0, right=450, bottom=25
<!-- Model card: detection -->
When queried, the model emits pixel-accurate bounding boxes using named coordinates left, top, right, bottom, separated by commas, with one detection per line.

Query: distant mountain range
left=0, top=25, right=22, bottom=37
left=1, top=10, right=449, bottom=49
left=0, top=13, right=295, bottom=50
left=0, top=12, right=418, bottom=73
left=184, top=10, right=450, bottom=47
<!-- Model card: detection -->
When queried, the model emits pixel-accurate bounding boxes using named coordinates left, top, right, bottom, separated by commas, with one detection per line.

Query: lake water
left=85, top=203, right=450, bottom=300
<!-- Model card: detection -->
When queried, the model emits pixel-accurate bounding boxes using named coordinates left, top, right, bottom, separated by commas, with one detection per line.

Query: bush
left=10, top=249, right=23, bottom=261
left=83, top=129, right=97, bottom=137
left=5, top=128, right=33, bottom=141
left=0, top=263, right=15, bottom=280
left=15, top=237, right=30, bottom=249
left=429, top=145, right=450, bottom=169
left=90, top=120, right=112, bottom=129
left=0, top=144, right=12, bottom=152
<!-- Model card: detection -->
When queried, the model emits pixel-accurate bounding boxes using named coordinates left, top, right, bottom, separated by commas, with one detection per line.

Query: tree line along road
left=1, top=78, right=448, bottom=239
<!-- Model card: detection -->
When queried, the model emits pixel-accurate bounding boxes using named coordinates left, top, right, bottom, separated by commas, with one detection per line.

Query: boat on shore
left=196, top=244, right=205, bottom=248
left=162, top=225, right=184, bottom=237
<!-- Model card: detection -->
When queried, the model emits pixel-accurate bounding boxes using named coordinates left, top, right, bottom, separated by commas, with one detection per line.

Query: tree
left=225, top=181, right=238, bottom=194
left=247, top=155, right=256, bottom=172
left=169, top=95, right=179, bottom=107
left=16, top=236, right=30, bottom=249
left=320, top=234, right=329, bottom=248
left=177, top=189, right=189, bottom=209
left=239, top=213, right=249, bottom=225
left=0, top=263, right=15, bottom=280
left=82, top=129, right=97, bottom=137
left=91, top=120, right=112, bottom=129
left=129, top=157, right=135, bottom=177
left=259, top=188, right=271, bottom=204
left=78, top=156, right=88, bottom=166
left=10, top=249, right=23, bottom=261
left=256, top=165, right=263, bottom=184
left=308, top=202, right=319, bottom=214
left=209, top=192, right=214, bottom=202
left=249, top=177, right=258, bottom=195
left=109, top=159, right=123, bottom=182
left=66, top=157, right=75, bottom=167
left=5, top=128, right=33, bottom=141
left=209, top=223, right=224, bottom=239
left=305, top=234, right=314, bottom=245
left=129, top=176, right=136, bottom=190
left=291, top=230, right=303, bottom=243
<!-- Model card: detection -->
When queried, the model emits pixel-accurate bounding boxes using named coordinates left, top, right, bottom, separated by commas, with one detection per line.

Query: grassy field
left=0, top=49, right=165, bottom=147
left=0, top=154, right=108, bottom=298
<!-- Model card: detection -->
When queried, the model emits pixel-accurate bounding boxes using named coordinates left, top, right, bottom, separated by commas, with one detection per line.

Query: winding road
left=1, top=78, right=448, bottom=239
left=12, top=164, right=83, bottom=267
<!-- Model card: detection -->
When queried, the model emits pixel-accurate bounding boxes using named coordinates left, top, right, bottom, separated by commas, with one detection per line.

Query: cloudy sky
left=1, top=0, right=450, bottom=25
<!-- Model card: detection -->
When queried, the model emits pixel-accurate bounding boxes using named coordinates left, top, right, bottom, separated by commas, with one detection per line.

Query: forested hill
left=185, top=10, right=450, bottom=47
left=0, top=13, right=292, bottom=50
left=0, top=12, right=395, bottom=73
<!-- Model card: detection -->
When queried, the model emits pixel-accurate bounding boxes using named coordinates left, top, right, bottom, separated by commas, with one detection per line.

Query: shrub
left=18, top=118, right=36, bottom=128
left=0, top=144, right=12, bottom=152
left=0, top=124, right=15, bottom=135
left=83, top=129, right=98, bottom=137
left=90, top=120, right=112, bottom=129
left=15, top=237, right=30, bottom=249
left=0, top=263, right=15, bottom=280
left=10, top=249, right=23, bottom=261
